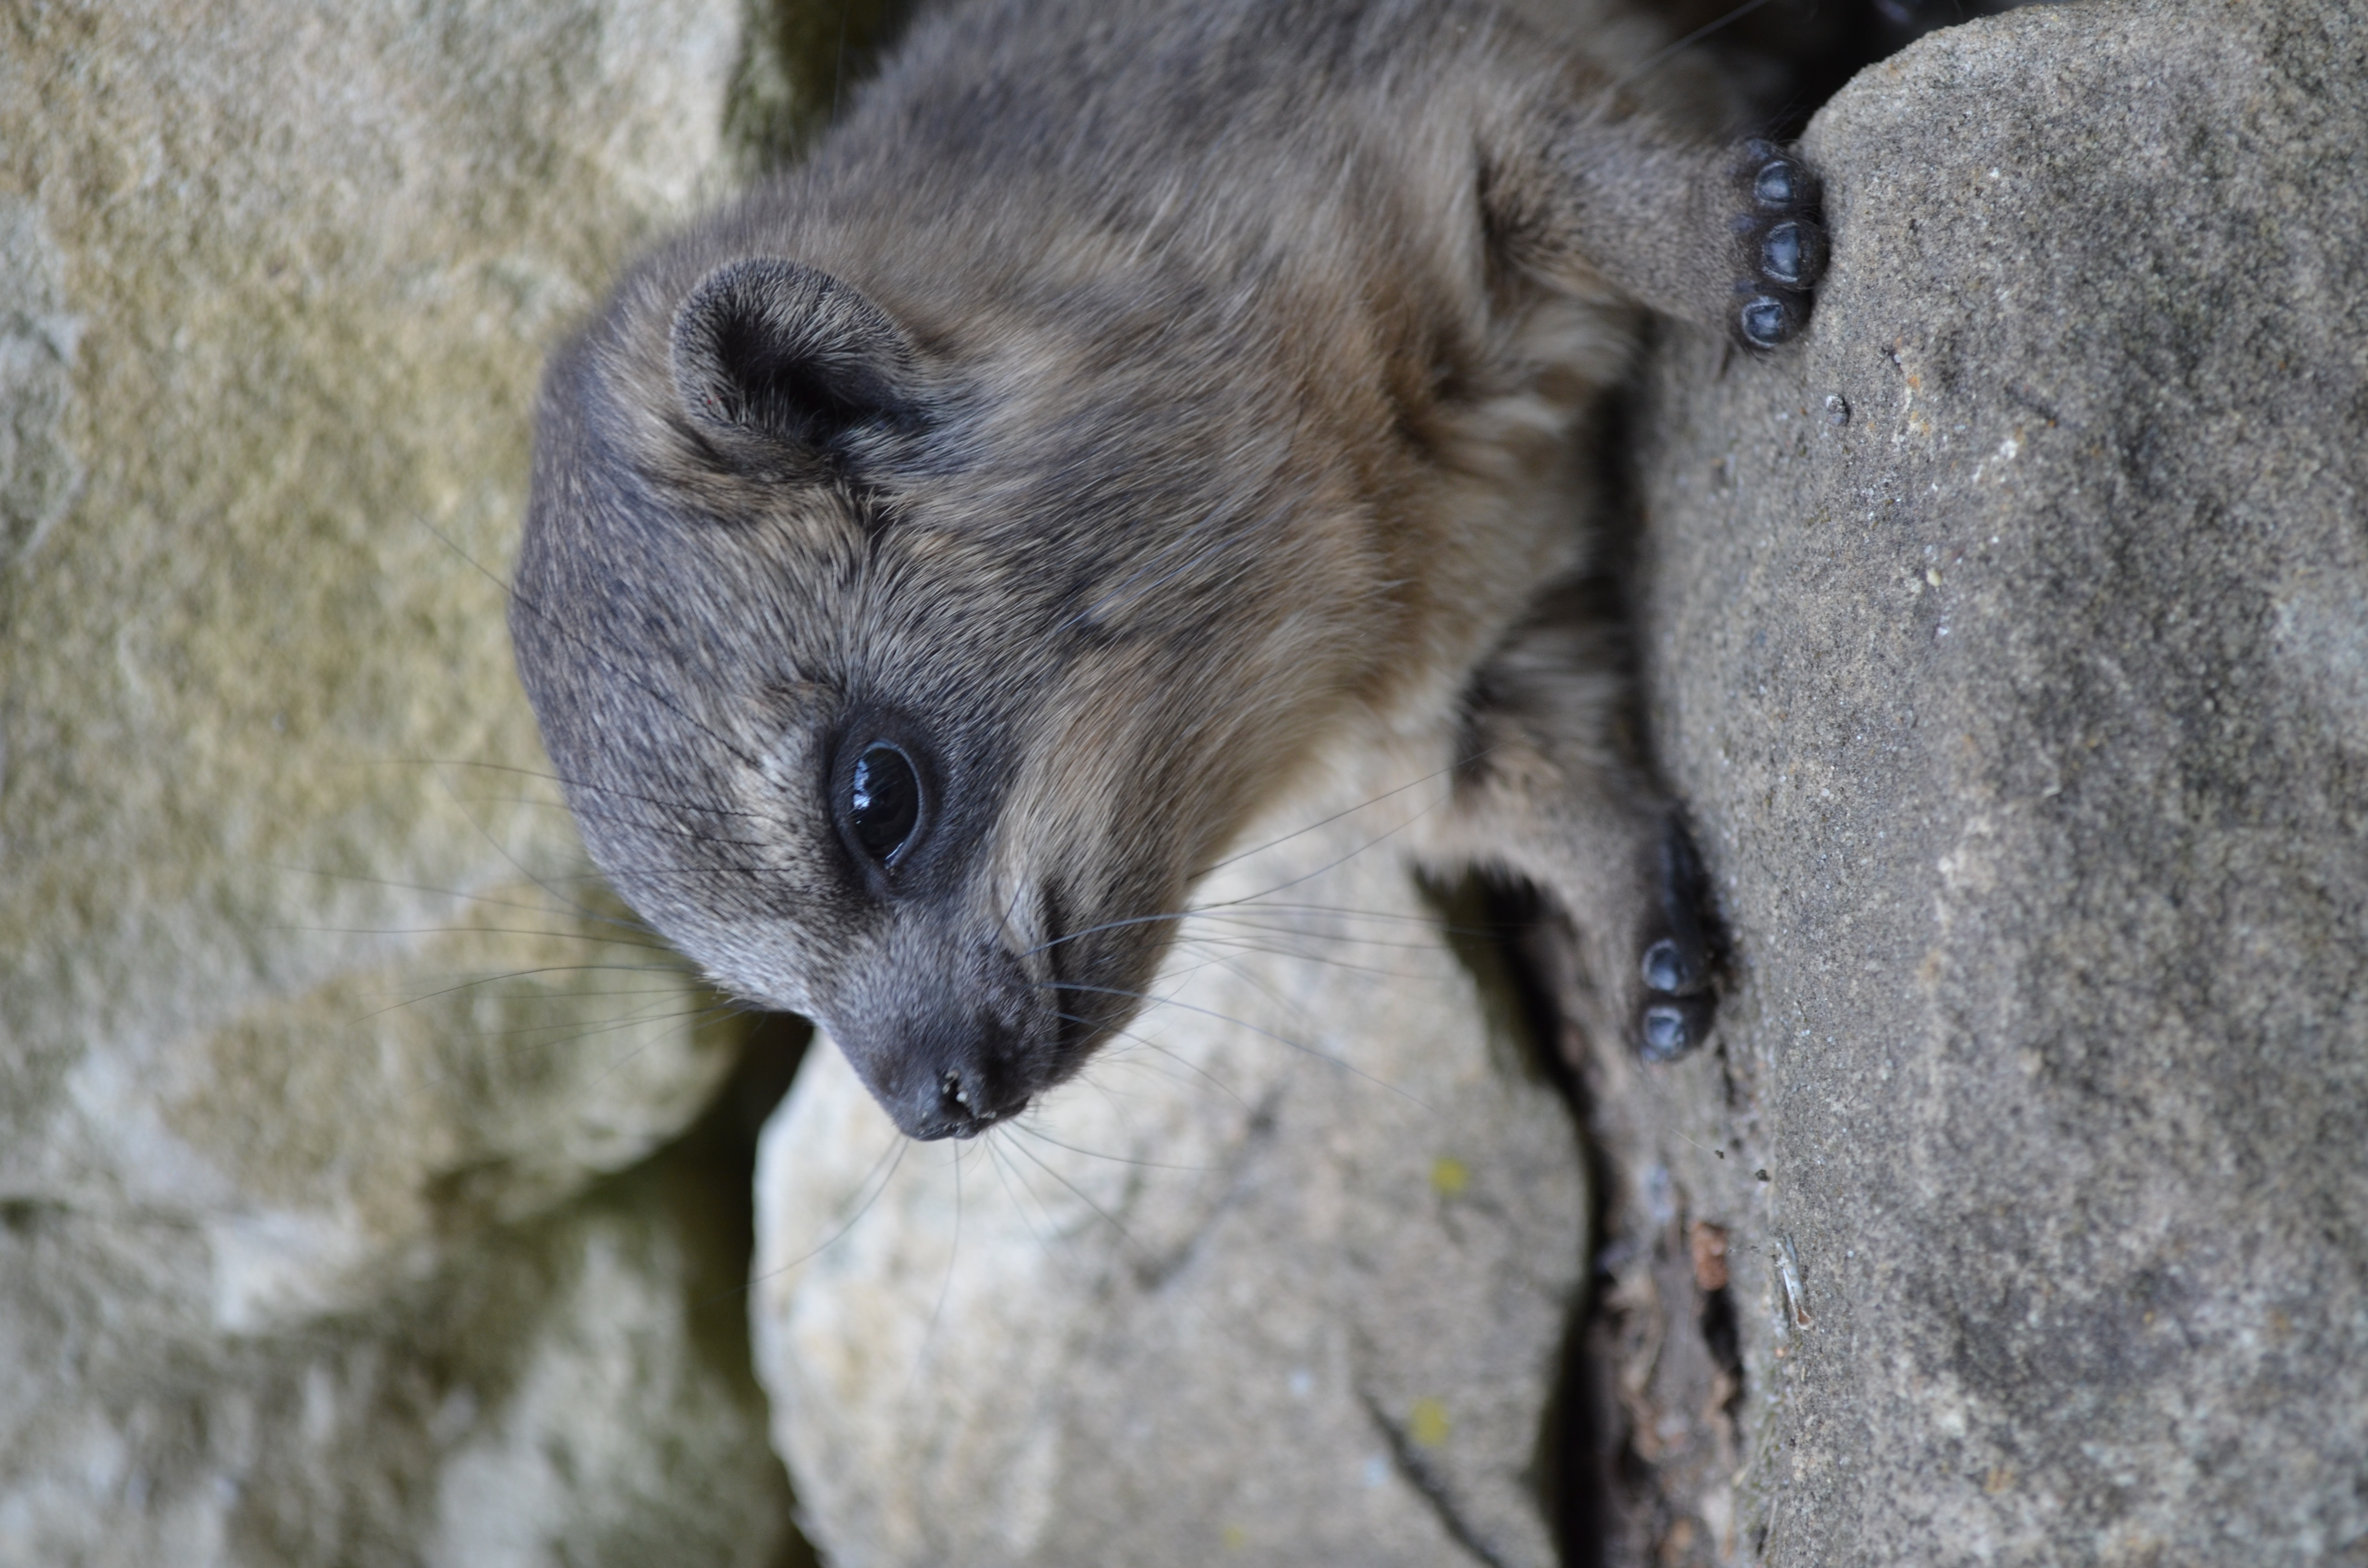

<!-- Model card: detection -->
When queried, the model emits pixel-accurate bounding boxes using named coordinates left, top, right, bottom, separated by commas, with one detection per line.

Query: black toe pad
left=1640, top=995, right=1715, bottom=1064
left=1731, top=140, right=1828, bottom=349
left=1634, top=819, right=1718, bottom=1061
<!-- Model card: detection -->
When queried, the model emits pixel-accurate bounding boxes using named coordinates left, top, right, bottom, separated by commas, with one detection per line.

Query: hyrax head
left=513, top=247, right=1360, bottom=1139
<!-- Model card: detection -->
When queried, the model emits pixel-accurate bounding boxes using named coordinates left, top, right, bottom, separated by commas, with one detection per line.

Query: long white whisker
left=1054, top=1012, right=1253, bottom=1109
left=999, top=1133, right=1147, bottom=1257
left=979, top=1137, right=1062, bottom=1256
left=1004, top=1120, right=1217, bottom=1174
left=734, top=1131, right=909, bottom=1300
left=903, top=1141, right=965, bottom=1397
left=1043, top=981, right=1426, bottom=1108
left=266, top=865, right=656, bottom=940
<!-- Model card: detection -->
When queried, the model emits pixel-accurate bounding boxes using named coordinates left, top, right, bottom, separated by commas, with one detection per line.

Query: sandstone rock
left=1, top=0, right=745, bottom=1311
left=752, top=740, right=1589, bottom=1568
left=0, top=1129, right=797, bottom=1568
left=0, top=0, right=802, bottom=1560
left=1589, top=1, right=2368, bottom=1561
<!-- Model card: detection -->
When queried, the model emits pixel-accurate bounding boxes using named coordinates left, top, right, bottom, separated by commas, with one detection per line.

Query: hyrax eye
left=847, top=744, right=921, bottom=861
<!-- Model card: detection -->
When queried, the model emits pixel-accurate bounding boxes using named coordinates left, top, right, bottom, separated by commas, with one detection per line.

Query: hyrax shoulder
left=511, top=0, right=1826, bottom=1139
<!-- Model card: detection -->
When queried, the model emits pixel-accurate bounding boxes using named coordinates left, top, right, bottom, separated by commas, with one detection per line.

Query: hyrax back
left=511, top=0, right=1825, bottom=1139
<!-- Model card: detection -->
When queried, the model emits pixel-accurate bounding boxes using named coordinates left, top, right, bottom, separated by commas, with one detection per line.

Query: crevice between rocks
left=672, top=1010, right=820, bottom=1568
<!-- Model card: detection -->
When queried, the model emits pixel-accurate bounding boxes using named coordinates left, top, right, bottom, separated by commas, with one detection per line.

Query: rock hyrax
left=511, top=0, right=1827, bottom=1139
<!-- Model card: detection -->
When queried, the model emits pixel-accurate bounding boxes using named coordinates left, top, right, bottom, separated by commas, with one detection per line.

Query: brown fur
left=511, top=0, right=1823, bottom=1138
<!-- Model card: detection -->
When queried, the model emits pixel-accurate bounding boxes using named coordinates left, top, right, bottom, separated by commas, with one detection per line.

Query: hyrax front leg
left=1425, top=599, right=1718, bottom=1063
left=1486, top=90, right=1830, bottom=346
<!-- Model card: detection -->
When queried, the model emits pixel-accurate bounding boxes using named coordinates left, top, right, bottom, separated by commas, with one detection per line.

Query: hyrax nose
left=898, top=1054, right=1024, bottom=1141
left=925, top=1068, right=997, bottom=1140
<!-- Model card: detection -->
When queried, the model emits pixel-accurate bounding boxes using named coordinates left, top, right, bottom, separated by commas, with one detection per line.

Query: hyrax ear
left=669, top=258, right=918, bottom=458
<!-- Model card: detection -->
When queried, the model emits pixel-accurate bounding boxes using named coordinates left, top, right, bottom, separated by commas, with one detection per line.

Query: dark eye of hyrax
left=848, top=744, right=920, bottom=861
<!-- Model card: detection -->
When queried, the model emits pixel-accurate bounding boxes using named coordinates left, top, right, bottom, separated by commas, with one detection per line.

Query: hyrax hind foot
left=1432, top=612, right=1721, bottom=1064
left=1462, top=805, right=1722, bottom=1067
left=1636, top=818, right=1717, bottom=1062
left=1730, top=139, right=1828, bottom=349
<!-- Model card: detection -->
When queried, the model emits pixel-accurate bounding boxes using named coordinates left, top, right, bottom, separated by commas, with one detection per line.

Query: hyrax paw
left=1635, top=819, right=1718, bottom=1063
left=1730, top=139, right=1828, bottom=351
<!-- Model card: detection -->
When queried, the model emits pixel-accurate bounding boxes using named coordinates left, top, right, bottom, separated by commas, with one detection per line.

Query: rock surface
left=1593, top=1, right=2368, bottom=1561
left=12, top=0, right=2364, bottom=1561
left=753, top=740, right=1589, bottom=1568
left=1, top=1125, right=795, bottom=1568
left=0, top=2, right=804, bottom=1562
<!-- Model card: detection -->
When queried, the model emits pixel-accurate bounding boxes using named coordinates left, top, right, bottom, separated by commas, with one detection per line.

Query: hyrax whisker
left=512, top=805, right=777, bottom=850
left=1005, top=756, right=1485, bottom=961
left=370, top=757, right=794, bottom=831
left=741, top=1132, right=911, bottom=1300
left=1163, top=944, right=1324, bottom=1024
left=1022, top=886, right=1473, bottom=963
left=977, top=1140, right=1067, bottom=1257
left=1054, top=1012, right=1256, bottom=1112
left=1087, top=1050, right=1250, bottom=1110
left=1004, top=1120, right=1221, bottom=1176
left=270, top=865, right=659, bottom=939
left=1197, top=755, right=1481, bottom=876
left=1048, top=1040, right=1167, bottom=1126
left=400, top=1000, right=736, bottom=1052
left=432, top=764, right=731, bottom=943
left=287, top=922, right=684, bottom=955
left=1184, top=916, right=1477, bottom=953
left=893, top=1138, right=985, bottom=1394
left=1193, top=801, right=1448, bottom=915
left=345, top=963, right=710, bottom=1024
left=1173, top=934, right=1445, bottom=982
left=1044, top=980, right=1423, bottom=1107
left=998, top=1130, right=1151, bottom=1258
left=375, top=1000, right=748, bottom=1104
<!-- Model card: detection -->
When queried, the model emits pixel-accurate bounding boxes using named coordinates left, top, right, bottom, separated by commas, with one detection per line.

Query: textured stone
left=1589, top=1, right=2368, bottom=1561
left=0, top=1129, right=796, bottom=1568
left=0, top=0, right=744, bottom=1298
left=753, top=737, right=1588, bottom=1568
left=0, top=1, right=802, bottom=1561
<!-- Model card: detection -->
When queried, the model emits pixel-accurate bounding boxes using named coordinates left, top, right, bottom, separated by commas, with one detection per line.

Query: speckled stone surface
left=0, top=3, right=802, bottom=1561
left=1608, top=1, right=2368, bottom=1561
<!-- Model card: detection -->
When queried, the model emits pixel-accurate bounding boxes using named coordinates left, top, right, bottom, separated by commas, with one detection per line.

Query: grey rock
left=0, top=1135, right=795, bottom=1568
left=1591, top=0, right=2368, bottom=1561
left=0, top=198, right=83, bottom=570
left=752, top=742, right=1588, bottom=1568
left=0, top=0, right=802, bottom=1561
left=0, top=0, right=743, bottom=1291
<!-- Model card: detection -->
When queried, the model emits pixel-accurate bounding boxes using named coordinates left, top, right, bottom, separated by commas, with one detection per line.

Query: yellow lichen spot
left=1221, top=1524, right=1248, bottom=1551
left=1985, top=1465, right=2015, bottom=1494
left=1431, top=1156, right=1469, bottom=1198
left=1409, top=1397, right=1452, bottom=1448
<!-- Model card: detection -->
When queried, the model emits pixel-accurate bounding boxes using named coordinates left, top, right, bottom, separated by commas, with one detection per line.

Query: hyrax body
left=512, top=0, right=1826, bottom=1140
